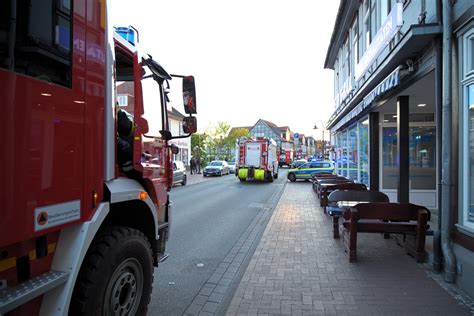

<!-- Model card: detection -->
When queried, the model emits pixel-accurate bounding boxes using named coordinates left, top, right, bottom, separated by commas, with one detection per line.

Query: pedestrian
left=190, top=157, right=196, bottom=174
left=196, top=157, right=201, bottom=174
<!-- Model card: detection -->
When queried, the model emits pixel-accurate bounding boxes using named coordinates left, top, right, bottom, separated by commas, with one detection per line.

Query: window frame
left=458, top=22, right=474, bottom=233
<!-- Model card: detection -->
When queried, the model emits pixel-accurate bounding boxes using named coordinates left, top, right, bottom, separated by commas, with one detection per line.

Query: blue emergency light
left=114, top=26, right=139, bottom=46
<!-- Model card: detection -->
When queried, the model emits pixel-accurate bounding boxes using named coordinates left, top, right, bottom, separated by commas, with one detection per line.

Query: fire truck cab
left=0, top=1, right=197, bottom=314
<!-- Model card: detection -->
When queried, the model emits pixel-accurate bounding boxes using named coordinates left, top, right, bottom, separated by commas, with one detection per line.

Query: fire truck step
left=158, top=253, right=170, bottom=263
left=0, top=270, right=69, bottom=314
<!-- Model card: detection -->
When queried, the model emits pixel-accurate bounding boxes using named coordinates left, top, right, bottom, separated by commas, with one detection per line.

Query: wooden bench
left=342, top=202, right=431, bottom=263
left=312, top=177, right=352, bottom=196
left=319, top=182, right=367, bottom=211
left=310, top=171, right=334, bottom=180
left=327, top=190, right=389, bottom=238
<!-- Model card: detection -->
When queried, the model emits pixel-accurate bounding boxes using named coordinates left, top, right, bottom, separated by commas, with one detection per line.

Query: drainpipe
left=440, top=0, right=456, bottom=283
left=433, top=36, right=443, bottom=272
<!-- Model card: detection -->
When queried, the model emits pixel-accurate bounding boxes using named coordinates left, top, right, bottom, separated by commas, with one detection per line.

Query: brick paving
left=226, top=182, right=472, bottom=315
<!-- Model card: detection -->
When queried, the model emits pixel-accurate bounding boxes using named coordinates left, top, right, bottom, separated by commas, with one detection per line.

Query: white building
left=168, top=107, right=191, bottom=167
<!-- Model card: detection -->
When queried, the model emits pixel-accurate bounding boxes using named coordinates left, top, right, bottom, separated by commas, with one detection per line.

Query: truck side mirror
left=170, top=144, right=180, bottom=155
left=183, top=76, right=197, bottom=114
left=182, top=116, right=197, bottom=134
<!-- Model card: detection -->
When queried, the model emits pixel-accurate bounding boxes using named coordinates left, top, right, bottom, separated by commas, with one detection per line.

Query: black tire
left=239, top=177, right=246, bottom=182
left=288, top=173, right=296, bottom=182
left=267, top=171, right=274, bottom=183
left=182, top=175, right=187, bottom=186
left=203, top=174, right=206, bottom=177
left=274, top=172, right=278, bottom=179
left=70, top=226, right=153, bottom=316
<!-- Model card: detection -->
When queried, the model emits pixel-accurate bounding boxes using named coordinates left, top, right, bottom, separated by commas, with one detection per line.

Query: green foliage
left=193, top=122, right=249, bottom=162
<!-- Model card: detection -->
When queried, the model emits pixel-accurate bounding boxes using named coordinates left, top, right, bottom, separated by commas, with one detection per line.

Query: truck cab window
left=141, top=65, right=164, bottom=136
left=0, top=0, right=72, bottom=87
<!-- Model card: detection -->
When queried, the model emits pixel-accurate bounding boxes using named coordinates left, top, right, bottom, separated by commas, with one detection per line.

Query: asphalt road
left=148, top=169, right=289, bottom=315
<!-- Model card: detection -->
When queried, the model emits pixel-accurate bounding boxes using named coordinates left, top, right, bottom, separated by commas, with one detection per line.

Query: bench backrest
left=324, top=182, right=366, bottom=191
left=311, top=172, right=334, bottom=178
left=328, top=190, right=389, bottom=203
left=351, top=202, right=431, bottom=221
left=317, top=178, right=352, bottom=185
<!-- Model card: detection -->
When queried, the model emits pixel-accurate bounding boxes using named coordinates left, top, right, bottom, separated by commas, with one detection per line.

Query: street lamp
left=313, top=121, right=327, bottom=159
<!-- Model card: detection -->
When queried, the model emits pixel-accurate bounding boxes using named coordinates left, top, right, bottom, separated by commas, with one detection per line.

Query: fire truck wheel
left=288, top=173, right=296, bottom=182
left=71, top=226, right=153, bottom=316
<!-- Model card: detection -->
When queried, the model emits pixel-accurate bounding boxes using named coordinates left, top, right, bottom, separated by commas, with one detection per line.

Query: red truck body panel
left=0, top=1, right=111, bottom=248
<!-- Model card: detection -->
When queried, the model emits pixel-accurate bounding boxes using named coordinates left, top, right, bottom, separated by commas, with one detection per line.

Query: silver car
left=203, top=160, right=230, bottom=176
left=228, top=161, right=236, bottom=173
left=172, top=161, right=187, bottom=186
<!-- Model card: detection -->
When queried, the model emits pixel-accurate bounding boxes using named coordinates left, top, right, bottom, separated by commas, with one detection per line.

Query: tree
left=197, top=123, right=250, bottom=162
left=226, top=128, right=250, bottom=146
left=223, top=128, right=250, bottom=160
left=191, top=133, right=207, bottom=163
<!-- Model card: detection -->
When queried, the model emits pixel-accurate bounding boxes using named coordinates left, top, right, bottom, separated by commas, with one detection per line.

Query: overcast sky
left=111, top=0, right=340, bottom=139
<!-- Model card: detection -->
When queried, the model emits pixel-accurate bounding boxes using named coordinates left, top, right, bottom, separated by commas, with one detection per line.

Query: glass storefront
left=382, top=127, right=398, bottom=189
left=359, top=121, right=369, bottom=185
left=341, top=130, right=348, bottom=177
left=333, top=118, right=369, bottom=185
left=381, top=123, right=436, bottom=191
left=332, top=114, right=436, bottom=192
left=348, top=125, right=358, bottom=180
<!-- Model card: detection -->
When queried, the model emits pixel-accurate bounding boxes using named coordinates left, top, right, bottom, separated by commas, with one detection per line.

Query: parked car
left=287, top=160, right=335, bottom=182
left=228, top=161, right=236, bottom=173
left=172, top=160, right=187, bottom=186
left=203, top=160, right=230, bottom=176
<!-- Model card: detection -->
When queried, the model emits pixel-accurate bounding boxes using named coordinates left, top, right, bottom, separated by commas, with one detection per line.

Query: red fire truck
left=236, top=138, right=279, bottom=182
left=0, top=1, right=197, bottom=314
left=278, top=149, right=293, bottom=168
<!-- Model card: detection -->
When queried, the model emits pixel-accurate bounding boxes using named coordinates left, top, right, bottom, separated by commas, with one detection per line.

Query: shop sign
left=355, top=3, right=403, bottom=81
left=331, top=67, right=400, bottom=132
left=169, top=139, right=189, bottom=147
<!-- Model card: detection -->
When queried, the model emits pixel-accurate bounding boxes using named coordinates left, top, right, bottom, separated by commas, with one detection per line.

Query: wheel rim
left=104, top=258, right=143, bottom=316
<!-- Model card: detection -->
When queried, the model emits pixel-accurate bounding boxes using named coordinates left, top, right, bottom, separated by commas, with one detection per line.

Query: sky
left=110, top=0, right=340, bottom=140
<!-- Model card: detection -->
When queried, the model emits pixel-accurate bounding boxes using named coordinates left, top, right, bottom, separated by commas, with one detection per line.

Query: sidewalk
left=226, top=182, right=473, bottom=315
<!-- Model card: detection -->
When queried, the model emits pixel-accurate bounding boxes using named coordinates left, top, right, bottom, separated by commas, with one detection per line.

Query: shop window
left=470, top=37, right=474, bottom=73
left=348, top=125, right=358, bottom=181
left=461, top=84, right=474, bottom=230
left=0, top=0, right=72, bottom=87
left=383, top=113, right=435, bottom=123
left=359, top=120, right=369, bottom=186
left=382, top=126, right=436, bottom=190
left=341, top=130, right=348, bottom=177
left=382, top=127, right=398, bottom=189
left=409, top=126, right=436, bottom=190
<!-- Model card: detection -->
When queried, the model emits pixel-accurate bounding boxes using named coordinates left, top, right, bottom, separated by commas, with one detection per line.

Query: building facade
left=325, top=0, right=474, bottom=297
left=231, top=120, right=296, bottom=161
left=168, top=108, right=191, bottom=166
